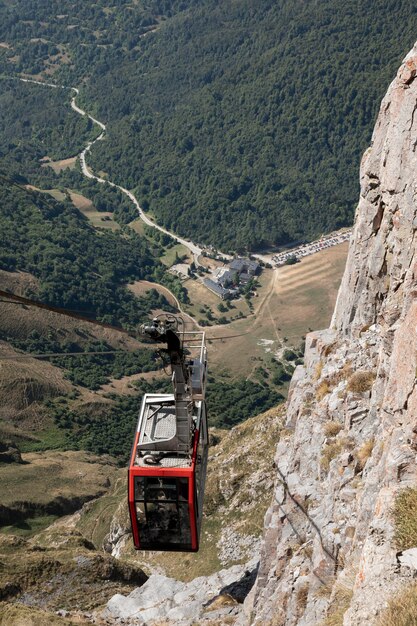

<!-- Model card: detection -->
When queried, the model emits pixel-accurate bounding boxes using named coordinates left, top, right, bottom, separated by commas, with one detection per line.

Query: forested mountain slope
left=87, top=0, right=417, bottom=250
left=0, top=174, right=161, bottom=325
left=1, top=1, right=417, bottom=250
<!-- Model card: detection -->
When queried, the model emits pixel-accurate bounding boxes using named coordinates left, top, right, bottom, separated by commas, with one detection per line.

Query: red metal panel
left=189, top=471, right=198, bottom=550
left=128, top=429, right=201, bottom=551
left=129, top=431, right=140, bottom=468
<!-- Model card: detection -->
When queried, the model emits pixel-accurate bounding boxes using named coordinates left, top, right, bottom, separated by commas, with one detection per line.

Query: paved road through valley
left=20, top=78, right=204, bottom=266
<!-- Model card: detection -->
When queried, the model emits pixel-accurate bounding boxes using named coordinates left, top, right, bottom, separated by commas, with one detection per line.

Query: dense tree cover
left=206, top=375, right=282, bottom=428
left=82, top=1, right=417, bottom=250
left=0, top=80, right=98, bottom=180
left=0, top=78, right=138, bottom=225
left=83, top=0, right=416, bottom=250
left=0, top=79, right=190, bottom=305
left=0, top=173, right=172, bottom=326
left=1, top=330, right=160, bottom=390
left=1, top=2, right=416, bottom=249
left=50, top=167, right=142, bottom=225
left=50, top=373, right=282, bottom=462
left=0, top=0, right=187, bottom=77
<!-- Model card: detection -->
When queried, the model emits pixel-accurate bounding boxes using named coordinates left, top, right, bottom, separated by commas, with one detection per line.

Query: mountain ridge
left=246, top=41, right=417, bottom=626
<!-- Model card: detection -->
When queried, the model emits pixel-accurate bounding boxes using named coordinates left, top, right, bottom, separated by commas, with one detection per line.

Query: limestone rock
left=398, top=548, right=417, bottom=571
left=248, top=42, right=417, bottom=626
left=104, top=560, right=258, bottom=625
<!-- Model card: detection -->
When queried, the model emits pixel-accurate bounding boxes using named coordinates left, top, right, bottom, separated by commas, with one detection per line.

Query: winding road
left=20, top=78, right=203, bottom=266
left=71, top=87, right=204, bottom=266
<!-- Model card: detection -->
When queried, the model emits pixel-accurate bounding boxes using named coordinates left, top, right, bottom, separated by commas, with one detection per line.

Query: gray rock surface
left=104, top=559, right=258, bottom=625
left=246, top=42, right=417, bottom=626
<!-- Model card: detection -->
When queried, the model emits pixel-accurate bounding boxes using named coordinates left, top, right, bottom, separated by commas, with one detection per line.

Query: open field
left=127, top=243, right=348, bottom=379
left=160, top=243, right=192, bottom=267
left=128, top=217, right=146, bottom=236
left=198, top=255, right=225, bottom=271
left=43, top=156, right=77, bottom=173
left=23, top=186, right=66, bottom=203
left=128, top=280, right=179, bottom=309
left=0, top=449, right=117, bottom=508
left=183, top=277, right=252, bottom=323
left=205, top=242, right=349, bottom=377
left=43, top=188, right=67, bottom=202
left=69, top=190, right=120, bottom=230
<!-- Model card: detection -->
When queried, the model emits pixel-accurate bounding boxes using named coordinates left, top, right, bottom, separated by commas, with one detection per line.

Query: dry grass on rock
left=347, top=370, right=375, bottom=393
left=316, top=380, right=331, bottom=401
left=320, top=582, right=354, bottom=626
left=323, top=421, right=343, bottom=438
left=320, top=437, right=354, bottom=472
left=377, top=583, right=417, bottom=626
left=321, top=441, right=344, bottom=471
left=355, top=439, right=374, bottom=471
left=393, top=487, right=417, bottom=551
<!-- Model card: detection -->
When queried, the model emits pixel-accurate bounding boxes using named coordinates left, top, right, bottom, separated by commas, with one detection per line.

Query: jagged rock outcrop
left=245, top=44, right=417, bottom=625
left=103, top=559, right=258, bottom=625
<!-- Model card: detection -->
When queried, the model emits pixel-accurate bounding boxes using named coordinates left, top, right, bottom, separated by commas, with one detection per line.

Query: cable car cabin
left=128, top=324, right=208, bottom=552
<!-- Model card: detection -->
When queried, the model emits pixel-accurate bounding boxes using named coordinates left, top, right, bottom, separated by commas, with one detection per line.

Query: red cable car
left=128, top=319, right=208, bottom=552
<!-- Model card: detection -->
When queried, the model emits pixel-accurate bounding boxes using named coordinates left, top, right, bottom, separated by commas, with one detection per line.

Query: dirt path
left=252, top=269, right=277, bottom=326
left=130, top=280, right=202, bottom=330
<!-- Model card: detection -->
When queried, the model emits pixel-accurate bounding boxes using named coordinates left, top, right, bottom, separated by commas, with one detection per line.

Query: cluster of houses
left=203, top=258, right=261, bottom=299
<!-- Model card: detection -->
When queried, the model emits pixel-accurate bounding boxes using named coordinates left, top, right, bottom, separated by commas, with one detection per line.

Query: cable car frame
left=128, top=322, right=209, bottom=552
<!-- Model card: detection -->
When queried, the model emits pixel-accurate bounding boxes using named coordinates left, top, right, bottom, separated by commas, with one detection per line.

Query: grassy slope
left=76, top=405, right=285, bottom=581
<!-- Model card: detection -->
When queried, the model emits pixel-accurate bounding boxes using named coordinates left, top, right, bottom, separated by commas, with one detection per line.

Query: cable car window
left=134, top=477, right=191, bottom=549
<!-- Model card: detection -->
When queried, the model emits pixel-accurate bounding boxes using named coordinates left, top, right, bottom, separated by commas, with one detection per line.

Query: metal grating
left=140, top=404, right=176, bottom=444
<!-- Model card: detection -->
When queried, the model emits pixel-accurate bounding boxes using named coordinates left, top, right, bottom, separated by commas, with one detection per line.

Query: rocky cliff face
left=245, top=44, right=417, bottom=626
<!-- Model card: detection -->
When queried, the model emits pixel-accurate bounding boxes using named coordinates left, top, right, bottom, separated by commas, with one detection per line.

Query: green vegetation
left=17, top=426, right=68, bottom=454
left=0, top=173, right=176, bottom=326
left=207, top=375, right=283, bottom=428
left=1, top=1, right=416, bottom=250
left=270, top=360, right=293, bottom=386
left=0, top=514, right=59, bottom=537
left=0, top=80, right=98, bottom=185
left=66, top=174, right=139, bottom=225
left=46, top=373, right=282, bottom=463
left=3, top=331, right=159, bottom=390
left=82, top=0, right=417, bottom=250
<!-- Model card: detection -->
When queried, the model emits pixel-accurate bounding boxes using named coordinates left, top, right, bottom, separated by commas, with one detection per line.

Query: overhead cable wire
left=0, top=350, right=130, bottom=360
left=0, top=290, right=248, bottom=343
left=0, top=289, right=129, bottom=335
